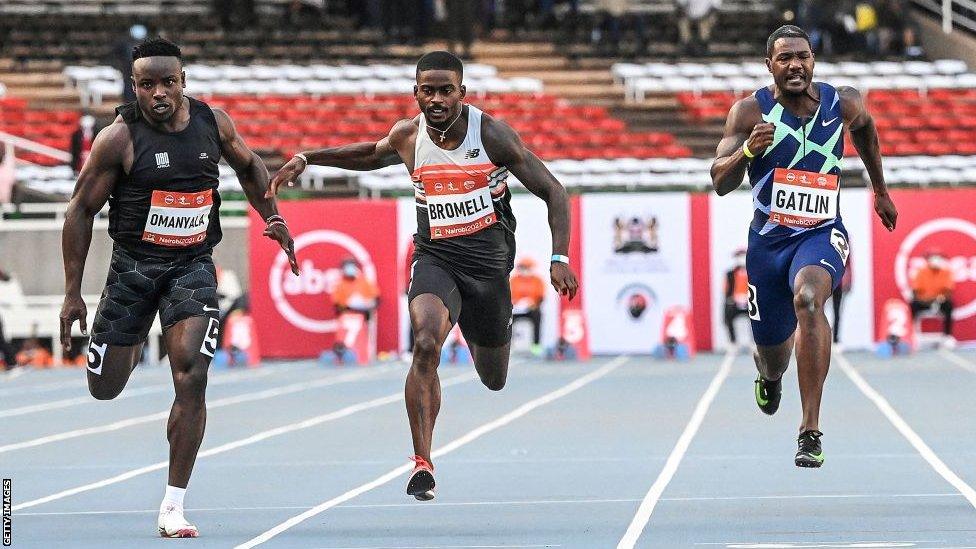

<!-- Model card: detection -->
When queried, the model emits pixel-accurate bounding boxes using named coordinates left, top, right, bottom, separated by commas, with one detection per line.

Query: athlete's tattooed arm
left=839, top=85, right=897, bottom=231
left=710, top=96, right=772, bottom=196
left=482, top=115, right=579, bottom=300
left=213, top=108, right=299, bottom=275
left=266, top=119, right=411, bottom=197
left=60, top=120, right=128, bottom=351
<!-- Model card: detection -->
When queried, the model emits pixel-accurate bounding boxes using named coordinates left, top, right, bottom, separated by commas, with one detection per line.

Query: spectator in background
left=593, top=0, right=647, bottom=57
left=876, top=0, right=923, bottom=57
left=854, top=1, right=880, bottom=55
left=15, top=337, right=54, bottom=369
left=910, top=249, right=955, bottom=343
left=510, top=257, right=546, bottom=355
left=446, top=0, right=476, bottom=58
left=110, top=24, right=146, bottom=103
left=286, top=0, right=325, bottom=27
left=70, top=114, right=97, bottom=174
left=332, top=258, right=380, bottom=319
left=723, top=248, right=749, bottom=346
left=675, top=0, right=721, bottom=56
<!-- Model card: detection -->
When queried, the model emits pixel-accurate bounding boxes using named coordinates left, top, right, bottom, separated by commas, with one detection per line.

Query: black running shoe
left=795, top=430, right=825, bottom=468
left=406, top=455, right=435, bottom=501
left=754, top=374, right=782, bottom=416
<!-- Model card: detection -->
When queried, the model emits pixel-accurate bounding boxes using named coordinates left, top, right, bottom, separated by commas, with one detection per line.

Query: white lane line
left=235, top=355, right=630, bottom=549
left=0, top=365, right=292, bottom=417
left=12, top=371, right=476, bottom=511
left=0, top=365, right=399, bottom=454
left=310, top=546, right=560, bottom=549
left=0, top=362, right=308, bottom=397
left=711, top=543, right=925, bottom=549
left=939, top=349, right=976, bottom=374
left=311, top=546, right=559, bottom=549
left=0, top=376, right=87, bottom=396
left=617, top=349, right=736, bottom=549
left=836, top=351, right=976, bottom=511
left=16, top=492, right=964, bottom=516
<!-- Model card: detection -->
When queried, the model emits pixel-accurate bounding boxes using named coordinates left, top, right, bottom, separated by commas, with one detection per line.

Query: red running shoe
left=406, top=455, right=435, bottom=501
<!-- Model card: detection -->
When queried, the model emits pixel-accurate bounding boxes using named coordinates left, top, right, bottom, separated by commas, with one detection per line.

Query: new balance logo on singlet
left=464, top=149, right=480, bottom=159
left=155, top=152, right=170, bottom=169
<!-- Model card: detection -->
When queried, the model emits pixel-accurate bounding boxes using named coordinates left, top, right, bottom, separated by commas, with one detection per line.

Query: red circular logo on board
left=269, top=230, right=376, bottom=333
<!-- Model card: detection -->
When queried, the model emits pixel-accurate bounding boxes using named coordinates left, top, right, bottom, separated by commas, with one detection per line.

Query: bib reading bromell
left=749, top=82, right=844, bottom=238
left=412, top=105, right=511, bottom=241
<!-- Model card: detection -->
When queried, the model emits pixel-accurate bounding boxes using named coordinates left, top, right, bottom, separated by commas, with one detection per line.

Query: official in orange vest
left=910, top=249, right=955, bottom=338
left=332, top=258, right=380, bottom=320
left=510, top=256, right=546, bottom=354
left=723, top=248, right=750, bottom=345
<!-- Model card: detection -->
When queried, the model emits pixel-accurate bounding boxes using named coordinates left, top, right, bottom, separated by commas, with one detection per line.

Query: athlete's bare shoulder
left=479, top=111, right=524, bottom=165
left=724, top=94, right=762, bottom=135
left=391, top=117, right=419, bottom=140
left=729, top=95, right=762, bottom=122
left=90, top=116, right=132, bottom=165
left=835, top=85, right=869, bottom=128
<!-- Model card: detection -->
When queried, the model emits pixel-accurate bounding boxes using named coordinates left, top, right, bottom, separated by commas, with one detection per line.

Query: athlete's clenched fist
left=746, top=123, right=776, bottom=156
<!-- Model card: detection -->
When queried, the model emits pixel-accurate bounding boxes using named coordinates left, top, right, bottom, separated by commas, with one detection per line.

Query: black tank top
left=109, top=97, right=222, bottom=258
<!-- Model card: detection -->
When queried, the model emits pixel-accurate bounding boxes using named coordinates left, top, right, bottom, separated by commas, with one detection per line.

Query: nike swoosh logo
left=820, top=259, right=837, bottom=273
left=821, top=117, right=838, bottom=127
left=203, top=306, right=220, bottom=312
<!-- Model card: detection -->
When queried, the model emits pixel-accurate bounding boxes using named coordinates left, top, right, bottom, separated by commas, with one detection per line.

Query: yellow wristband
left=742, top=142, right=755, bottom=159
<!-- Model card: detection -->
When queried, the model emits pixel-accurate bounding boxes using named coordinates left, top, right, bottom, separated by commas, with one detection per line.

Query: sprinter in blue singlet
left=710, top=25, right=898, bottom=467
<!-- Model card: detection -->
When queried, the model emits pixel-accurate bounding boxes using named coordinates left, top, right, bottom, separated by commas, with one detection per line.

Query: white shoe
left=158, top=504, right=199, bottom=538
left=941, top=336, right=958, bottom=350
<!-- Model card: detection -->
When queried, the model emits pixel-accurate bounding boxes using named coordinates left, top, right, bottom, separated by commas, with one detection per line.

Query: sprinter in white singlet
left=269, top=51, right=579, bottom=501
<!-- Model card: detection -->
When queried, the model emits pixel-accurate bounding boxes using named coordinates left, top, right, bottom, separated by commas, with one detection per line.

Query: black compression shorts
left=90, top=246, right=219, bottom=347
left=407, top=253, right=512, bottom=348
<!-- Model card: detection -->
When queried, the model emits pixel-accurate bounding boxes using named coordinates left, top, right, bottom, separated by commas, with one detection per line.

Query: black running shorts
left=407, top=253, right=512, bottom=348
left=90, top=246, right=219, bottom=347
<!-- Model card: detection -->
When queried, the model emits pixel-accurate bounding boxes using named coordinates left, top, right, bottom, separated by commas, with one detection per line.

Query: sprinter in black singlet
left=59, top=38, right=298, bottom=538
left=269, top=51, right=579, bottom=501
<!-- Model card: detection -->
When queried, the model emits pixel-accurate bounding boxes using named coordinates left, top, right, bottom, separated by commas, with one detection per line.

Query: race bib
left=422, top=173, right=497, bottom=240
left=142, top=189, right=213, bottom=247
left=769, top=168, right=839, bottom=228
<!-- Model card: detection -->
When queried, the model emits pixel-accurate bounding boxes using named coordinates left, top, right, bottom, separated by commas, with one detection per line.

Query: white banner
left=581, top=193, right=692, bottom=354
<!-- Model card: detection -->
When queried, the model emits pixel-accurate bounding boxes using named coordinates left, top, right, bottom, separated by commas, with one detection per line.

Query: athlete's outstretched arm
left=839, top=86, right=897, bottom=231
left=60, top=122, right=126, bottom=352
left=213, top=108, right=299, bottom=275
left=710, top=97, right=773, bottom=196
left=483, top=117, right=579, bottom=300
left=266, top=120, right=411, bottom=197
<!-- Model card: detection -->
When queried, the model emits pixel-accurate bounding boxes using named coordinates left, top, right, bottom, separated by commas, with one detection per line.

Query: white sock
left=161, top=485, right=186, bottom=510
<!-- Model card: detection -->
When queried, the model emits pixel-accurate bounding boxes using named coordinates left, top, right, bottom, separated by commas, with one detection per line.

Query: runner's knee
left=412, top=331, right=443, bottom=370
left=88, top=378, right=125, bottom=400
left=479, top=371, right=506, bottom=391
left=793, top=284, right=823, bottom=319
left=173, top=367, right=208, bottom=401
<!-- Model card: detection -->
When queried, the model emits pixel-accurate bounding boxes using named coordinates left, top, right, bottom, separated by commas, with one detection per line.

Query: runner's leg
left=792, top=265, right=834, bottom=432
left=406, top=293, right=453, bottom=462
left=458, top=271, right=513, bottom=391
left=87, top=247, right=162, bottom=399
left=163, top=315, right=213, bottom=488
